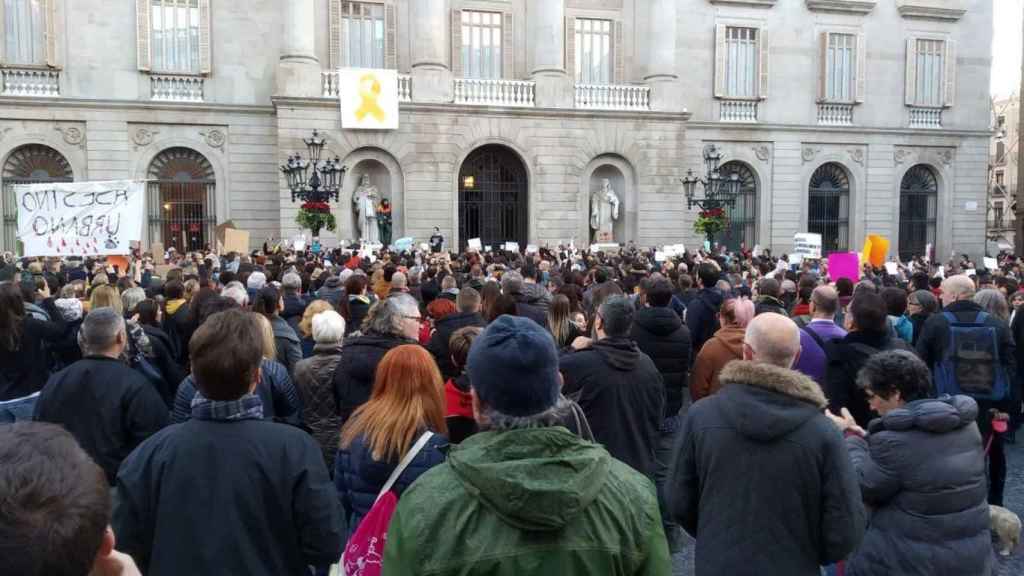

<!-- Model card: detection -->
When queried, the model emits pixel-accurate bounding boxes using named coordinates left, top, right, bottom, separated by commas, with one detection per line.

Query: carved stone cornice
left=805, top=0, right=876, bottom=15
left=896, top=0, right=966, bottom=22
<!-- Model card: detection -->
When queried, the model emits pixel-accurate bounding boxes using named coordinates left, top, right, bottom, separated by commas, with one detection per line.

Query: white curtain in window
left=461, top=10, right=501, bottom=79
left=342, top=2, right=384, bottom=68
left=915, top=39, right=944, bottom=107
left=826, top=33, right=855, bottom=102
left=725, top=27, right=757, bottom=98
left=575, top=18, right=611, bottom=84
left=4, top=0, right=45, bottom=65
left=151, top=0, right=200, bottom=73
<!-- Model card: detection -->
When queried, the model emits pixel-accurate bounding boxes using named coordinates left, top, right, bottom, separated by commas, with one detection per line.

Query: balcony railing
left=719, top=99, right=758, bottom=123
left=817, top=103, right=854, bottom=126
left=1, top=67, right=60, bottom=97
left=454, top=78, right=535, bottom=107
left=575, top=83, right=650, bottom=111
left=908, top=106, right=942, bottom=129
left=321, top=71, right=412, bottom=102
left=150, top=74, right=204, bottom=102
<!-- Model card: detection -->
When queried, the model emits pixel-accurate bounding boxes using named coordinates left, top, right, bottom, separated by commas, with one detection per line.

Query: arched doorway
left=2, top=144, right=74, bottom=251
left=719, top=161, right=757, bottom=251
left=147, top=147, right=216, bottom=252
left=458, top=145, right=528, bottom=250
left=808, top=162, right=851, bottom=253
left=898, top=164, right=938, bottom=261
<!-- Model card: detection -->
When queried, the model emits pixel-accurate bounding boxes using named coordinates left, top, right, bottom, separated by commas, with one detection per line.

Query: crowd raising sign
left=792, top=233, right=822, bottom=259
left=16, top=180, right=145, bottom=257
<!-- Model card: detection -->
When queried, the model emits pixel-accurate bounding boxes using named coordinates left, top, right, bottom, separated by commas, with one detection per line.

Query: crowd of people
left=0, top=241, right=1021, bottom=575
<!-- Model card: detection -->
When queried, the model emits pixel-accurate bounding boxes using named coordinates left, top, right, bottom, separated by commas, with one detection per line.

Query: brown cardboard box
left=223, top=228, right=250, bottom=254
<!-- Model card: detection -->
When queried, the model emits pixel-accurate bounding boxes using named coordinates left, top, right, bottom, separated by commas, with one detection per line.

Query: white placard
left=934, top=265, right=945, bottom=279
left=16, top=180, right=145, bottom=257
left=468, top=238, right=482, bottom=250
left=752, top=244, right=763, bottom=258
left=293, top=240, right=306, bottom=251
left=663, top=243, right=686, bottom=257
left=526, top=244, right=538, bottom=254
left=789, top=253, right=804, bottom=267
left=505, top=241, right=520, bottom=252
left=793, top=233, right=822, bottom=259
left=966, top=268, right=977, bottom=277
left=338, top=68, right=399, bottom=130
left=654, top=251, right=666, bottom=262
left=884, top=262, right=898, bottom=275
left=419, top=243, right=429, bottom=252
left=984, top=257, right=999, bottom=270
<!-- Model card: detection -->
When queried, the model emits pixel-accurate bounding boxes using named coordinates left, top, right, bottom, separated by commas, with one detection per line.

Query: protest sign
left=215, top=221, right=238, bottom=250
left=16, top=180, right=145, bottom=257
left=526, top=244, right=538, bottom=254
left=828, top=252, right=860, bottom=283
left=663, top=244, right=686, bottom=257
left=505, top=241, right=520, bottom=252
left=984, top=257, right=999, bottom=270
left=883, top=262, right=898, bottom=275
left=966, top=269, right=977, bottom=277
left=934, top=265, right=945, bottom=279
left=467, top=238, right=482, bottom=251
left=752, top=244, right=762, bottom=258
left=789, top=254, right=804, bottom=269
left=654, top=251, right=666, bottom=262
left=793, top=233, right=822, bottom=259
left=861, top=235, right=889, bottom=268
left=224, top=228, right=251, bottom=254
left=420, top=243, right=430, bottom=252
left=150, top=241, right=165, bottom=263
left=393, top=237, right=414, bottom=251
left=106, top=255, right=130, bottom=275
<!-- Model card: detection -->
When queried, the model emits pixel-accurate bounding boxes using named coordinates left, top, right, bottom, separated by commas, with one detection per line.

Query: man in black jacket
left=825, top=292, right=914, bottom=427
left=754, top=277, right=789, bottom=317
left=113, top=309, right=342, bottom=576
left=428, top=287, right=486, bottom=380
left=686, top=263, right=724, bottom=361
left=917, top=274, right=1018, bottom=505
left=666, top=312, right=865, bottom=576
left=561, top=295, right=665, bottom=478
left=501, top=270, right=548, bottom=327
left=34, top=308, right=168, bottom=485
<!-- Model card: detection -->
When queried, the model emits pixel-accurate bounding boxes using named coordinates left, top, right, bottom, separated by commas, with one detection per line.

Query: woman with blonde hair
left=335, top=344, right=448, bottom=536
left=297, top=300, right=334, bottom=358
left=548, top=294, right=582, bottom=349
left=690, top=297, right=755, bottom=401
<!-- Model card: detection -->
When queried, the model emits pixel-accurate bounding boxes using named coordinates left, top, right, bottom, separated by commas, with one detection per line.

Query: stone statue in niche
left=352, top=174, right=380, bottom=244
left=590, top=178, right=620, bottom=243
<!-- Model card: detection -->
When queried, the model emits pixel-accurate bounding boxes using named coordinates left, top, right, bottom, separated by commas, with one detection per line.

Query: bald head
left=940, top=275, right=975, bottom=307
left=744, top=313, right=802, bottom=369
left=810, top=285, right=839, bottom=318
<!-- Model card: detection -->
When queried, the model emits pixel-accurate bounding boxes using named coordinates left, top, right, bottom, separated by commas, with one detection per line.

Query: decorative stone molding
left=132, top=127, right=158, bottom=149
left=805, top=0, right=876, bottom=15
left=896, top=0, right=965, bottom=22
left=752, top=145, right=770, bottom=163
left=847, top=147, right=865, bottom=166
left=54, top=125, right=85, bottom=149
left=568, top=0, right=622, bottom=8
left=938, top=149, right=954, bottom=166
left=709, top=0, right=776, bottom=6
left=200, top=129, right=226, bottom=150
left=894, top=147, right=909, bottom=165
left=0, top=127, right=12, bottom=142
left=802, top=146, right=821, bottom=163
left=893, top=146, right=955, bottom=167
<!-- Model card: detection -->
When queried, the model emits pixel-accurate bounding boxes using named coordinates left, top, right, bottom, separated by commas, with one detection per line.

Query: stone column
left=643, top=0, right=682, bottom=112
left=410, top=0, right=452, bottom=103
left=277, top=0, right=321, bottom=98
left=527, top=0, right=572, bottom=108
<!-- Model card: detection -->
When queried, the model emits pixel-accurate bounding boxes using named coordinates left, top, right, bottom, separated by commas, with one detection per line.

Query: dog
left=990, top=505, right=1022, bottom=557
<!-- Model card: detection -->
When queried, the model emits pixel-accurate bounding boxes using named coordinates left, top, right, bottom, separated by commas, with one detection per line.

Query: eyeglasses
left=402, top=315, right=422, bottom=321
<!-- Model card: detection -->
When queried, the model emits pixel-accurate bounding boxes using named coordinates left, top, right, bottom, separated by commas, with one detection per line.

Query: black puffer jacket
left=667, top=361, right=865, bottom=575
left=427, top=312, right=486, bottom=380
left=560, top=337, right=665, bottom=477
left=140, top=324, right=187, bottom=409
left=332, top=333, right=413, bottom=423
left=845, top=395, right=990, bottom=576
left=630, top=307, right=691, bottom=419
left=686, top=288, right=724, bottom=361
left=824, top=330, right=914, bottom=427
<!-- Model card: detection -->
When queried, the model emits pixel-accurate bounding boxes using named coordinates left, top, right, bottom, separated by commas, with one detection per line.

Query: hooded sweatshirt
left=560, top=337, right=665, bottom=477
left=382, top=427, right=671, bottom=576
left=690, top=324, right=745, bottom=401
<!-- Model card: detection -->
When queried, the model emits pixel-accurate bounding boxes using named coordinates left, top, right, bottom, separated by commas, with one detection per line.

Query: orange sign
left=861, top=235, right=890, bottom=268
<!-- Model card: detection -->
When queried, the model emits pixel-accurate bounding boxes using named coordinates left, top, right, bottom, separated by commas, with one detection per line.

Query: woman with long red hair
left=334, top=344, right=448, bottom=536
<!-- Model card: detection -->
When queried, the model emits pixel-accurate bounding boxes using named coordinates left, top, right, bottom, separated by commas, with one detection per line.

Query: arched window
left=898, top=165, right=938, bottom=261
left=2, top=144, right=74, bottom=251
left=719, top=161, right=757, bottom=251
left=808, top=162, right=851, bottom=252
left=147, top=148, right=215, bottom=252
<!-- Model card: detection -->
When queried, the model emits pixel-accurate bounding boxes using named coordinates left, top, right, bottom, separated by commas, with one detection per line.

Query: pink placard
left=828, top=252, right=860, bottom=283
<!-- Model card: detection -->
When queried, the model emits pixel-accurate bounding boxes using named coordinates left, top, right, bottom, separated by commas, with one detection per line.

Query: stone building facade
left=989, top=95, right=1019, bottom=250
left=0, top=0, right=993, bottom=258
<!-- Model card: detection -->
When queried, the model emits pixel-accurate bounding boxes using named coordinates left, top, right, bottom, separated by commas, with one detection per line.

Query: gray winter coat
left=270, top=315, right=302, bottom=374
left=845, top=395, right=991, bottom=576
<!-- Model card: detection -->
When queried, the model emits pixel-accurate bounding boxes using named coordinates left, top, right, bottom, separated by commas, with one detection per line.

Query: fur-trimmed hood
left=717, top=360, right=828, bottom=442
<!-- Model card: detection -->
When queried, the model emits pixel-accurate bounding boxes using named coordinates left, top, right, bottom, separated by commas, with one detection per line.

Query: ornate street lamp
left=281, top=130, right=347, bottom=242
left=681, top=144, right=742, bottom=248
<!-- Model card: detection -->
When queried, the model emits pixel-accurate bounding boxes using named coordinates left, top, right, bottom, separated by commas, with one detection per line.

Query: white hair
left=312, top=310, right=346, bottom=344
left=222, top=285, right=249, bottom=307
left=247, top=271, right=267, bottom=291
left=282, top=272, right=302, bottom=291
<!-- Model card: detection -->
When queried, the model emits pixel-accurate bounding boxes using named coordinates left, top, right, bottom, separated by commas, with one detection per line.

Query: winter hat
left=247, top=271, right=267, bottom=291
left=324, top=275, right=343, bottom=289
left=467, top=315, right=560, bottom=417
left=54, top=298, right=83, bottom=322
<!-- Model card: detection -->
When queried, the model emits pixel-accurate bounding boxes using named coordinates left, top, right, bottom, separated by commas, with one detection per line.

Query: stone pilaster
left=527, top=0, right=572, bottom=108
left=277, top=0, right=321, bottom=98
left=644, top=0, right=682, bottom=112
left=410, top=0, right=452, bottom=103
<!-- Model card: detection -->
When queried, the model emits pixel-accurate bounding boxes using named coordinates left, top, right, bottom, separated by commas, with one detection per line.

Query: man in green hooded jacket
left=382, top=315, right=670, bottom=576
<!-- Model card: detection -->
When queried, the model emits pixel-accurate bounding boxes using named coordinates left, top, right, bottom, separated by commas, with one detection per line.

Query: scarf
left=191, top=392, right=264, bottom=421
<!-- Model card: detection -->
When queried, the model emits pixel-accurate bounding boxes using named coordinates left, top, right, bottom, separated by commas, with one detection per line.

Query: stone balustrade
left=1, top=67, right=60, bottom=97
left=575, top=84, right=650, bottom=111
left=321, top=71, right=412, bottom=102
left=817, top=103, right=854, bottom=126
left=150, top=74, right=205, bottom=102
left=453, top=78, right=535, bottom=107
left=720, top=99, right=758, bottom=123
left=908, top=106, right=942, bottom=129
